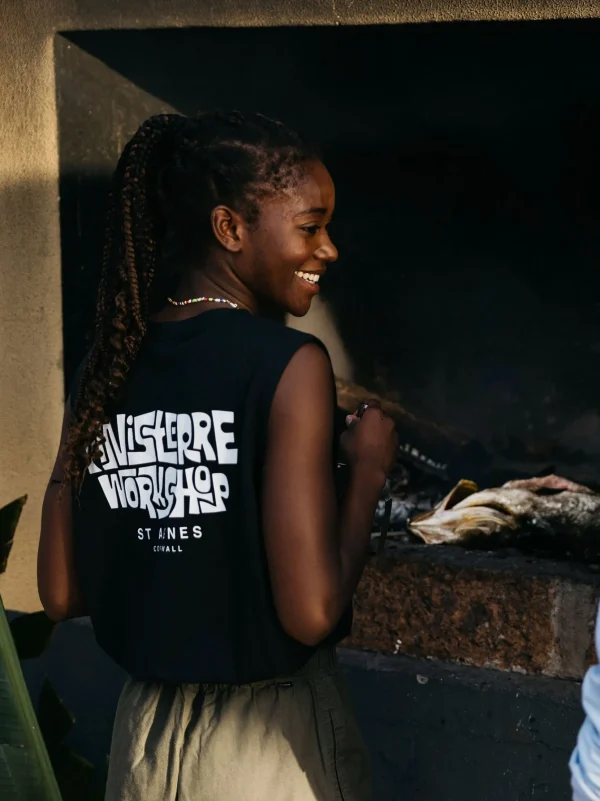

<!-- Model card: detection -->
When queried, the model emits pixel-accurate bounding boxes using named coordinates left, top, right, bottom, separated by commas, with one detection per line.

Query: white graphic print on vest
left=88, top=410, right=238, bottom=519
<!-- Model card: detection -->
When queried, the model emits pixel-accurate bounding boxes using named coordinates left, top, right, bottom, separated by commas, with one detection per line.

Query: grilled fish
left=407, top=478, right=600, bottom=558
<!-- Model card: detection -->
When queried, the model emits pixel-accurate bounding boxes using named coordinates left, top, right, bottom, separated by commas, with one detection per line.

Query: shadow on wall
left=59, top=172, right=111, bottom=386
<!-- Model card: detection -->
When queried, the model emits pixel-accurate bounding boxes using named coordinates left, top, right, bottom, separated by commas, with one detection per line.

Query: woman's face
left=240, top=160, right=338, bottom=317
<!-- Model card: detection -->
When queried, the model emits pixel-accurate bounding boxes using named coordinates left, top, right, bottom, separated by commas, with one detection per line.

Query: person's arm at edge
left=37, top=398, right=85, bottom=621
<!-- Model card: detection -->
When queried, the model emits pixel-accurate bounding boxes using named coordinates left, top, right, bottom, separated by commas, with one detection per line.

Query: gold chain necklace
left=167, top=296, right=239, bottom=309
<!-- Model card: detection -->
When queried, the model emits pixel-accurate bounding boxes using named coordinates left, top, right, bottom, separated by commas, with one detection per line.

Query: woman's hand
left=340, top=399, right=397, bottom=479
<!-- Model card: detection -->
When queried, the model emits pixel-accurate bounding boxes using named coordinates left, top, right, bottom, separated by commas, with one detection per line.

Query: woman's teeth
left=294, top=271, right=320, bottom=284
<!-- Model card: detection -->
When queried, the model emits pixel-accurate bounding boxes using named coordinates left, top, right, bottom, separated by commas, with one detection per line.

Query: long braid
left=63, top=114, right=185, bottom=489
left=63, top=110, right=315, bottom=491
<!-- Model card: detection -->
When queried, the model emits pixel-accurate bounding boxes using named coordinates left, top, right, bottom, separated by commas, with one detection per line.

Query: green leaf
left=10, top=613, right=56, bottom=660
left=0, top=595, right=62, bottom=800
left=38, top=679, right=74, bottom=750
left=0, top=496, right=27, bottom=574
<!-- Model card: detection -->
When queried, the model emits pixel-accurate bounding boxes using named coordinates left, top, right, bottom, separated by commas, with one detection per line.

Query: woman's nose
left=316, top=235, right=338, bottom=264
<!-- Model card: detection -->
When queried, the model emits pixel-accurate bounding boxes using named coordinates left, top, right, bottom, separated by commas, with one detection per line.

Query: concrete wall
left=1, top=0, right=600, bottom=612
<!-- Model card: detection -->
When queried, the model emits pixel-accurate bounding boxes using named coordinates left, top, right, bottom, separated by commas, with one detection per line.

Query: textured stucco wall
left=2, top=0, right=600, bottom=613
left=0, top=5, right=64, bottom=613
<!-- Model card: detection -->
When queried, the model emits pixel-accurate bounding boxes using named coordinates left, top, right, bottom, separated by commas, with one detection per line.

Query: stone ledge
left=345, top=541, right=600, bottom=679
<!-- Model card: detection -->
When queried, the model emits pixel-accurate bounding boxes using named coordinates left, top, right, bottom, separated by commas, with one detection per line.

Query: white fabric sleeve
left=571, top=606, right=600, bottom=800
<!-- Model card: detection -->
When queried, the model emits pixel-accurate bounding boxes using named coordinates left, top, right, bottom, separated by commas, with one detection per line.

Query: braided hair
left=62, top=110, right=315, bottom=490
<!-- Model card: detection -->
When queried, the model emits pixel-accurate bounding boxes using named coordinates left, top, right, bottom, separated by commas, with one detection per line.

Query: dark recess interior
left=57, top=20, right=600, bottom=492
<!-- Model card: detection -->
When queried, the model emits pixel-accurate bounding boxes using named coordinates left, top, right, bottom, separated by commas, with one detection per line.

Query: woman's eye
left=301, top=225, right=320, bottom=235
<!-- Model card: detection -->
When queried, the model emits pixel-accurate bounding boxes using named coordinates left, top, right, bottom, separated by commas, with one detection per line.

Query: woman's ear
left=211, top=205, right=247, bottom=253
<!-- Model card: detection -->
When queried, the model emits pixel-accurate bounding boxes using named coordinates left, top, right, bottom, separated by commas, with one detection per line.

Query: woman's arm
left=262, top=343, right=396, bottom=646
left=37, top=399, right=85, bottom=621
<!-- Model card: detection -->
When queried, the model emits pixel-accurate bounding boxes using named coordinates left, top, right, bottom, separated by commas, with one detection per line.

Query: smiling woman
left=175, top=156, right=339, bottom=318
left=37, top=110, right=397, bottom=801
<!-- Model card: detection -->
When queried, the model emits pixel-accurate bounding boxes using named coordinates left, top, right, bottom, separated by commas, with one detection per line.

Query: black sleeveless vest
left=71, top=309, right=351, bottom=684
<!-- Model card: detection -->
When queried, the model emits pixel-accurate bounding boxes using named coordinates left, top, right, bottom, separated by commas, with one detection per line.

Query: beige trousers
left=105, top=648, right=372, bottom=801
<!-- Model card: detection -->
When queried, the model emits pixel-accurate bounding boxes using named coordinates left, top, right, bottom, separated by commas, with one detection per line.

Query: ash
left=373, top=462, right=446, bottom=534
